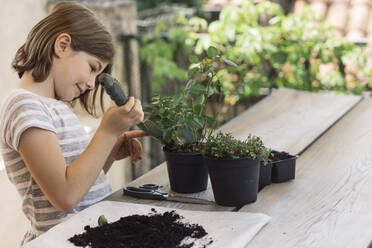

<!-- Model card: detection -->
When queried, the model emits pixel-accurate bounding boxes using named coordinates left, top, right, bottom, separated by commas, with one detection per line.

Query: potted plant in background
left=270, top=150, right=298, bottom=183
left=144, top=47, right=236, bottom=193
left=202, top=132, right=271, bottom=206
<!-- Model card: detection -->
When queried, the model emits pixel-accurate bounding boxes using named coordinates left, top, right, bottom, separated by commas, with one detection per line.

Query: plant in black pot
left=144, top=90, right=213, bottom=193
left=202, top=132, right=271, bottom=206
left=144, top=47, right=236, bottom=193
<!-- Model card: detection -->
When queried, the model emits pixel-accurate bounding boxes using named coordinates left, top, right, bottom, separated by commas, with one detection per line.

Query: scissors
left=123, top=184, right=215, bottom=205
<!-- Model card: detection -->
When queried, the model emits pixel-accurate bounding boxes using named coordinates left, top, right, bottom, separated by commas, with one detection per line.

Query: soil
left=163, top=142, right=202, bottom=153
left=68, top=208, right=213, bottom=248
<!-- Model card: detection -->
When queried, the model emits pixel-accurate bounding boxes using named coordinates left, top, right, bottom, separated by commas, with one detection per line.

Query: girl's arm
left=18, top=98, right=143, bottom=212
left=102, top=154, right=115, bottom=174
left=19, top=127, right=116, bottom=212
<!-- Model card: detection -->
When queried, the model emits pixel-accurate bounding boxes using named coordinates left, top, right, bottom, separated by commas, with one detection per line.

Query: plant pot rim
left=270, top=154, right=299, bottom=164
left=203, top=155, right=259, bottom=162
left=165, top=151, right=202, bottom=156
left=270, top=150, right=299, bottom=161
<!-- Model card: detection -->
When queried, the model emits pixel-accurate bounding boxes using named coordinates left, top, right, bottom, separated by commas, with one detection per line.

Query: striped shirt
left=0, top=89, right=112, bottom=245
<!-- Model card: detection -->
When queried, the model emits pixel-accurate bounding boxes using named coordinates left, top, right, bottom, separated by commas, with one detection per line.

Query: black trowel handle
left=98, top=73, right=129, bottom=106
left=98, top=73, right=148, bottom=132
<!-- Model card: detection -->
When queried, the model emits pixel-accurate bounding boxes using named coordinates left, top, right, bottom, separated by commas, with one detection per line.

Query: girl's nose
left=87, top=77, right=95, bottom=90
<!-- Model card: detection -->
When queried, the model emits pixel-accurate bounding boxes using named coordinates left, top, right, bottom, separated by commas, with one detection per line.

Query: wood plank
left=240, top=96, right=372, bottom=247
left=105, top=162, right=235, bottom=211
left=217, top=88, right=361, bottom=155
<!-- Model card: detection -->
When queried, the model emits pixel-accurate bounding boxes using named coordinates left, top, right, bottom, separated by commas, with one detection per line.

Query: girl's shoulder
left=0, top=89, right=60, bottom=150
left=1, top=88, right=69, bottom=115
left=1, top=89, right=44, bottom=115
left=2, top=88, right=59, bottom=106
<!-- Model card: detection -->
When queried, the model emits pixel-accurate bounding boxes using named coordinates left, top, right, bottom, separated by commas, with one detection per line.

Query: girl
left=0, top=1, right=145, bottom=245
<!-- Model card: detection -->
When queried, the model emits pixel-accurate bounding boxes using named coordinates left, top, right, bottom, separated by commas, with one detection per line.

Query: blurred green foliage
left=137, top=0, right=202, bottom=12
left=140, top=0, right=371, bottom=105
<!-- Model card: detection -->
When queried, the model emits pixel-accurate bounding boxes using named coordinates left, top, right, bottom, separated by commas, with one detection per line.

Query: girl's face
left=51, top=34, right=108, bottom=101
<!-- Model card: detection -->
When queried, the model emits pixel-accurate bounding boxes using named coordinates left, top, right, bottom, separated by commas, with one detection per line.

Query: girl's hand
left=110, top=130, right=147, bottom=165
left=100, top=97, right=144, bottom=137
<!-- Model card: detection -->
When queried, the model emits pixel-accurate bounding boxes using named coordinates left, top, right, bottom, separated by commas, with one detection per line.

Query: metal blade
left=166, top=193, right=215, bottom=205
left=139, top=120, right=163, bottom=141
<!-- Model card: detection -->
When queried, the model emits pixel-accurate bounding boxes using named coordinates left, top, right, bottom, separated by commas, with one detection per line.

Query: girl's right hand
left=99, top=96, right=144, bottom=137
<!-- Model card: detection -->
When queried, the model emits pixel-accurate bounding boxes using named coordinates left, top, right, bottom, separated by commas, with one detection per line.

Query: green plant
left=140, top=18, right=196, bottom=94
left=137, top=0, right=202, bottom=12
left=144, top=47, right=236, bottom=153
left=202, top=132, right=271, bottom=164
left=140, top=0, right=370, bottom=105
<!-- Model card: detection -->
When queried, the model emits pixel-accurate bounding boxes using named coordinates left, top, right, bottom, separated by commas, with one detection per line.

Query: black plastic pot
left=258, top=162, right=272, bottom=191
left=271, top=151, right=298, bottom=183
left=204, top=156, right=260, bottom=206
left=164, top=150, right=208, bottom=193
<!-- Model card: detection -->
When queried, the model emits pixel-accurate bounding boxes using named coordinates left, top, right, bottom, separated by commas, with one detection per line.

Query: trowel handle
left=97, top=73, right=129, bottom=106
left=98, top=73, right=147, bottom=131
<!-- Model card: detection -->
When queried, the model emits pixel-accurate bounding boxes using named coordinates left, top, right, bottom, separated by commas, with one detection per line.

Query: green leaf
left=189, top=55, right=199, bottom=64
left=193, top=103, right=203, bottom=115
left=205, top=116, right=217, bottom=127
left=197, top=94, right=205, bottom=105
left=222, top=58, right=238, bottom=67
left=183, top=129, right=195, bottom=143
left=207, top=46, right=218, bottom=58
left=188, top=67, right=199, bottom=78
left=193, top=117, right=204, bottom=128
left=185, top=79, right=194, bottom=90
left=189, top=84, right=205, bottom=94
left=163, top=128, right=174, bottom=143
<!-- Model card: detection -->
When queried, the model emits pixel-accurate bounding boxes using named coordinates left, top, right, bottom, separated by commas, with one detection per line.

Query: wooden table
left=105, top=88, right=370, bottom=247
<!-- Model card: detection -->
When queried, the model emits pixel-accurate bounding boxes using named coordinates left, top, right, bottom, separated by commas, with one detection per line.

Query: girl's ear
left=54, top=33, right=72, bottom=58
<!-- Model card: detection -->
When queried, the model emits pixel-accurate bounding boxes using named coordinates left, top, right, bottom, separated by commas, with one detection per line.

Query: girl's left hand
left=110, top=130, right=147, bottom=165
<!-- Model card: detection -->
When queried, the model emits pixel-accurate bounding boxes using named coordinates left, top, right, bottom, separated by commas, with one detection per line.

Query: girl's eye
left=90, top=65, right=96, bottom=72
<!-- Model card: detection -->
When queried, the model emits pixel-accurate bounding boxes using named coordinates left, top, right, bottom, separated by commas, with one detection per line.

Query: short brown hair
left=12, top=1, right=115, bottom=116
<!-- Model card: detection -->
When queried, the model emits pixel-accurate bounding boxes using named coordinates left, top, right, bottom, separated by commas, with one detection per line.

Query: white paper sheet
left=23, top=201, right=270, bottom=248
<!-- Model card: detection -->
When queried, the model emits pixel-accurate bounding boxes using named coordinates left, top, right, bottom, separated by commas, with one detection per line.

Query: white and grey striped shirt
left=0, top=89, right=112, bottom=245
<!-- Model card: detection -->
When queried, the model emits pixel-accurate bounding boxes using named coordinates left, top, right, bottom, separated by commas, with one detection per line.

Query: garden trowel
left=98, top=73, right=163, bottom=141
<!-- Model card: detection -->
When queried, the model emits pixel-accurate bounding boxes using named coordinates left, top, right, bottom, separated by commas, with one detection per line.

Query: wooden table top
left=241, top=95, right=372, bottom=248
left=105, top=88, right=369, bottom=247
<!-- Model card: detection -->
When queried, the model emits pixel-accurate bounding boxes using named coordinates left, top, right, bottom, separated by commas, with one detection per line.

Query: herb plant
left=202, top=132, right=271, bottom=164
left=144, top=47, right=236, bottom=153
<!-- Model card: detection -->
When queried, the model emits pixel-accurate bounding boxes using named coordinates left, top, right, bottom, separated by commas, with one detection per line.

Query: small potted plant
left=202, top=132, right=271, bottom=206
left=144, top=47, right=236, bottom=193
left=144, top=91, right=213, bottom=193
left=270, top=150, right=298, bottom=183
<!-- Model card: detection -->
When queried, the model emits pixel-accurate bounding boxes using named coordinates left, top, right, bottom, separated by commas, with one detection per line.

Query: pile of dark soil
left=68, top=208, right=213, bottom=248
